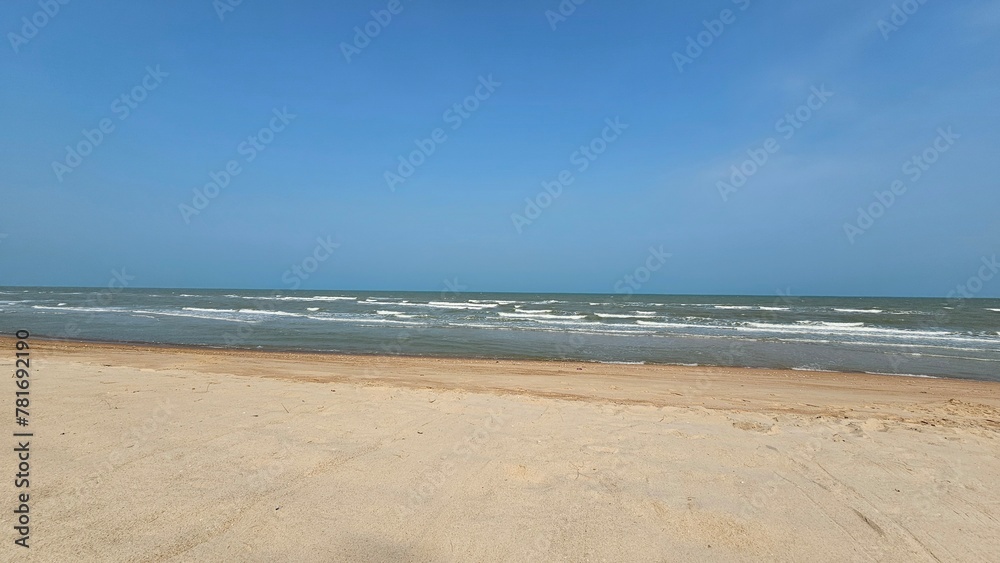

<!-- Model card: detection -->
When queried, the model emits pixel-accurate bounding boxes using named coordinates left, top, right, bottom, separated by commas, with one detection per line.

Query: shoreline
left=12, top=334, right=982, bottom=384
left=14, top=337, right=1000, bottom=418
left=7, top=288, right=999, bottom=383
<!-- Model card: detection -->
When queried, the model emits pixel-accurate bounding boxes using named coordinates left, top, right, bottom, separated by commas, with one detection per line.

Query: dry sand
left=5, top=339, right=1000, bottom=562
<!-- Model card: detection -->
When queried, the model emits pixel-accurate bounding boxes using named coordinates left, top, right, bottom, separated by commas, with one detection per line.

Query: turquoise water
left=2, top=287, right=999, bottom=381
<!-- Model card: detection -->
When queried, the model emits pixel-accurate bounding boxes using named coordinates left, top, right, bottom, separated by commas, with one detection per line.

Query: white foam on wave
left=498, top=312, right=586, bottom=320
left=306, top=314, right=423, bottom=326
left=32, top=305, right=125, bottom=313
left=740, top=321, right=988, bottom=343
left=522, top=324, right=655, bottom=336
left=237, top=295, right=355, bottom=302
left=377, top=310, right=415, bottom=319
left=592, top=311, right=658, bottom=319
left=797, top=321, right=864, bottom=327
left=429, top=301, right=497, bottom=309
left=446, top=322, right=509, bottom=330
left=636, top=320, right=706, bottom=330
left=987, top=308, right=1000, bottom=313
left=864, top=371, right=940, bottom=379
left=711, top=305, right=789, bottom=311
left=237, top=309, right=304, bottom=317
left=834, top=308, right=883, bottom=314
left=183, top=307, right=239, bottom=313
left=307, top=307, right=320, bottom=312
left=513, top=309, right=552, bottom=314
left=846, top=340, right=990, bottom=352
left=134, top=309, right=257, bottom=323
left=144, top=307, right=312, bottom=322
left=364, top=301, right=494, bottom=310
left=525, top=318, right=603, bottom=327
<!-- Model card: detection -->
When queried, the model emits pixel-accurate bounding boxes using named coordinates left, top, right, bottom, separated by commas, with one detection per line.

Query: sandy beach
left=7, top=338, right=1000, bottom=562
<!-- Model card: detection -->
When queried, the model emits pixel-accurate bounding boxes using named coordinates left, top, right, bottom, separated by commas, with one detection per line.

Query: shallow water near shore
left=2, top=287, right=999, bottom=381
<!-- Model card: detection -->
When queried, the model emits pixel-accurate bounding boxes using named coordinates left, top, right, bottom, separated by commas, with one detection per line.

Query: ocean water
left=2, top=287, right=999, bottom=382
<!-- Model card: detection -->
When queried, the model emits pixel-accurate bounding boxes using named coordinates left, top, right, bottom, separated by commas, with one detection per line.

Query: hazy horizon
left=4, top=284, right=1000, bottom=301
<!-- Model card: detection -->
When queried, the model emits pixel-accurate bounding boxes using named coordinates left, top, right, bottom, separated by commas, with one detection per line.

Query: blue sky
left=1, top=0, right=998, bottom=296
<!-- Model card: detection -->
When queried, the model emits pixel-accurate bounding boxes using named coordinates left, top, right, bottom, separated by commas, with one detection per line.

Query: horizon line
left=0, top=284, right=995, bottom=301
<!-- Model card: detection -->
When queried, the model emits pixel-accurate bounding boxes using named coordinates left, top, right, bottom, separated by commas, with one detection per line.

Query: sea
left=2, top=287, right=999, bottom=382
